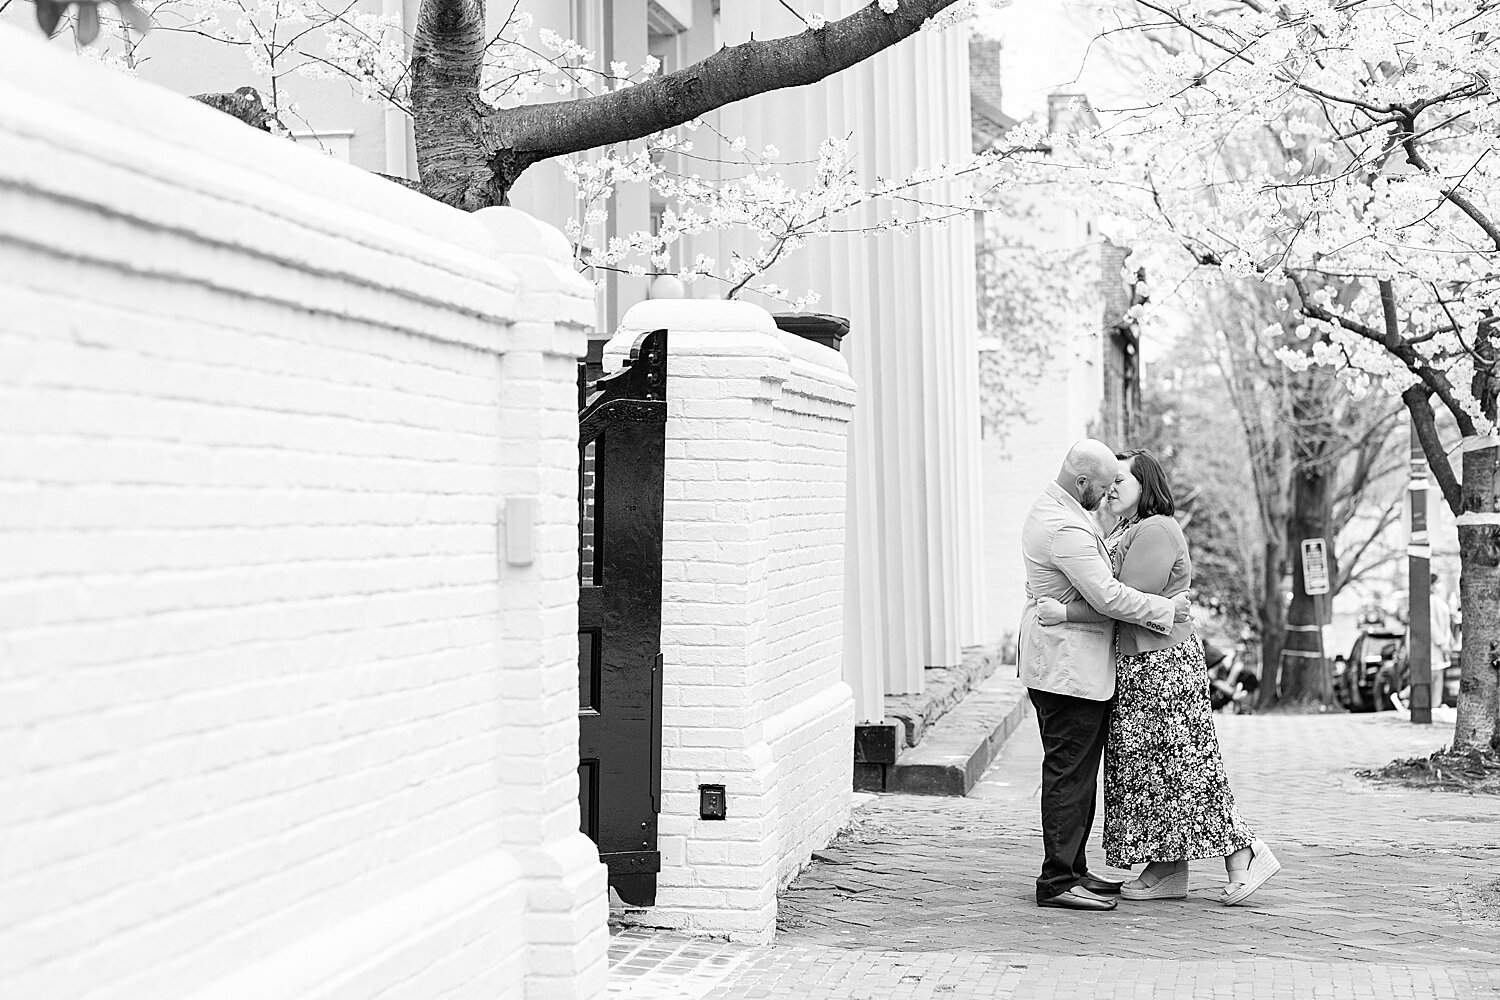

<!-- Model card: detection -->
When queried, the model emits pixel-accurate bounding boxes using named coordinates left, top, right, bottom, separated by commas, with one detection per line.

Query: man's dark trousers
left=1028, top=687, right=1112, bottom=901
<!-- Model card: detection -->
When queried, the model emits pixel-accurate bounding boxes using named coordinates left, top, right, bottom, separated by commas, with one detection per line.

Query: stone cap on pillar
left=772, top=313, right=850, bottom=353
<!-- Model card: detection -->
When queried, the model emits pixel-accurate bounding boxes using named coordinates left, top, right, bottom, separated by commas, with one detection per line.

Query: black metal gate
left=576, top=329, right=667, bottom=907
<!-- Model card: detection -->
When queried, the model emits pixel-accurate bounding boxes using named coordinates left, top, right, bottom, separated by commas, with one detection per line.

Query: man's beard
left=1080, top=485, right=1106, bottom=511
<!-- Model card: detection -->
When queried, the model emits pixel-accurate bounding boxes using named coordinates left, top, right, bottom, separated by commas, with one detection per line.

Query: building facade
left=970, top=54, right=1146, bottom=627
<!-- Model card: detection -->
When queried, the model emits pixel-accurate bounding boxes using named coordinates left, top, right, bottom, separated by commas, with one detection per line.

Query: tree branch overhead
left=478, top=1, right=961, bottom=184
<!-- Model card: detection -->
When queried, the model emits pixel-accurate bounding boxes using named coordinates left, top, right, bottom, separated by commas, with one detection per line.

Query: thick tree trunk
left=479, top=0, right=959, bottom=173
left=1279, top=458, right=1336, bottom=704
left=409, top=0, right=501, bottom=210
left=1456, top=442, right=1500, bottom=750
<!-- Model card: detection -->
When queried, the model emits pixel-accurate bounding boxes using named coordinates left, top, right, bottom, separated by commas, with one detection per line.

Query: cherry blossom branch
left=295, top=50, right=413, bottom=114
left=1401, top=129, right=1500, bottom=252
left=1378, top=279, right=1401, bottom=351
left=1429, top=281, right=1497, bottom=369
left=1288, top=273, right=1472, bottom=432
left=1129, top=0, right=1398, bottom=115
left=477, top=0, right=964, bottom=177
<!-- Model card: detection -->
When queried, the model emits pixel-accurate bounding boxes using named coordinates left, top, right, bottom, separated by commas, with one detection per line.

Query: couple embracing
left=1018, top=439, right=1280, bottom=912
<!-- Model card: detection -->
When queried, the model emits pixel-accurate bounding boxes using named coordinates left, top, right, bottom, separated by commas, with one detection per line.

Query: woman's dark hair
left=1117, top=449, right=1175, bottom=518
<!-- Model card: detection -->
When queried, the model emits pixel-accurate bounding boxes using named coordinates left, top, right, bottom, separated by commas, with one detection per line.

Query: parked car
left=1333, top=627, right=1460, bottom=712
left=1333, top=627, right=1406, bottom=712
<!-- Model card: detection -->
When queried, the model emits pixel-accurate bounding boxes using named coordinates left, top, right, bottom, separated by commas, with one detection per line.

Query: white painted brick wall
left=0, top=26, right=605, bottom=1000
left=605, top=301, right=856, bottom=943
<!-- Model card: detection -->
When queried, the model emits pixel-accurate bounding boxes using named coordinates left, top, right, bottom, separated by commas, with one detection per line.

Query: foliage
left=1133, top=327, right=1263, bottom=632
left=1077, top=0, right=1499, bottom=469
left=1128, top=277, right=1406, bottom=679
left=1206, top=279, right=1407, bottom=593
left=1064, top=0, right=1496, bottom=733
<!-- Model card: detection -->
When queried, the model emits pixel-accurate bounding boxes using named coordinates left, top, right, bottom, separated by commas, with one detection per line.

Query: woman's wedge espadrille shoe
left=1120, top=861, right=1189, bottom=900
left=1221, top=841, right=1280, bottom=906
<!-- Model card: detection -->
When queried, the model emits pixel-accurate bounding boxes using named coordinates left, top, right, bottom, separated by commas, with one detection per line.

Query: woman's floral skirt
left=1104, top=635, right=1255, bottom=866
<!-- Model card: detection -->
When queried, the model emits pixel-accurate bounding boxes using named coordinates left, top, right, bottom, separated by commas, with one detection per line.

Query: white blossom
left=1038, top=0, right=1500, bottom=423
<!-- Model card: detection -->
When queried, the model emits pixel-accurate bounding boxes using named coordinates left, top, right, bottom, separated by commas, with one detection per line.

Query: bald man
left=1018, top=439, right=1191, bottom=911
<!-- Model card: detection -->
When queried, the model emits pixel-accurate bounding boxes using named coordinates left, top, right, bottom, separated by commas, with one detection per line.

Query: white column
left=712, top=5, right=987, bottom=713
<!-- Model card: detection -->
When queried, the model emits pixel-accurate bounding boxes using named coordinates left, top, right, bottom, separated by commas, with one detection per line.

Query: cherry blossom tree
left=1126, top=277, right=1406, bottom=707
left=1201, top=280, right=1404, bottom=706
left=564, top=124, right=1038, bottom=308
left=24, top=0, right=1038, bottom=305
left=1133, top=335, right=1265, bottom=638
left=1081, top=0, right=1499, bottom=749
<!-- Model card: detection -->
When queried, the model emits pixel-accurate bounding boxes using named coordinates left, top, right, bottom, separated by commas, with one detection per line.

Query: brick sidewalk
left=608, top=932, right=1490, bottom=999
left=609, top=711, right=1500, bottom=999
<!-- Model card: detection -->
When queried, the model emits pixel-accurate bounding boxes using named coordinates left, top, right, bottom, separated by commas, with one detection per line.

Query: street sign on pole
left=1301, top=538, right=1330, bottom=596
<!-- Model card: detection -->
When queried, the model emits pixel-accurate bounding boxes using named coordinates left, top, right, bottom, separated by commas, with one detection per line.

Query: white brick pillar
left=475, top=207, right=610, bottom=1000
left=605, top=300, right=857, bottom=943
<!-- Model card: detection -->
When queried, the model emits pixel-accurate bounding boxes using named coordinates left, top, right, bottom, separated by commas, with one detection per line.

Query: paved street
left=610, top=707, right=1500, bottom=999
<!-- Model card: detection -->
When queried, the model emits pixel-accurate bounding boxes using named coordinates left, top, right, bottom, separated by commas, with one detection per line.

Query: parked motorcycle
left=1204, top=640, right=1258, bottom=713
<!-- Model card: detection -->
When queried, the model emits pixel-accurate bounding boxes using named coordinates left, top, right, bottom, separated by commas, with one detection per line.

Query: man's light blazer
left=1018, top=481, right=1175, bottom=701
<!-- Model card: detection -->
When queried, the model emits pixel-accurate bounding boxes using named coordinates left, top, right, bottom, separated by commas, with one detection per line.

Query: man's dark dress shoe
left=1036, top=886, right=1117, bottom=911
left=1079, top=874, right=1126, bottom=896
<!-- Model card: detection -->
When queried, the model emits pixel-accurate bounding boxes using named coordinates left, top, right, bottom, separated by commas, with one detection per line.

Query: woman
left=1035, top=450, right=1279, bottom=906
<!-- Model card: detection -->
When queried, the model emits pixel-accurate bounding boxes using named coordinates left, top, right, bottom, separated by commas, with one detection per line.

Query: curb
left=884, top=644, right=1007, bottom=748
left=888, top=669, right=1031, bottom=796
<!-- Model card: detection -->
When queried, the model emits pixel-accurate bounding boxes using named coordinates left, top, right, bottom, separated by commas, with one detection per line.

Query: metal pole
left=1409, top=413, right=1432, bottom=724
left=1315, top=620, right=1329, bottom=702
